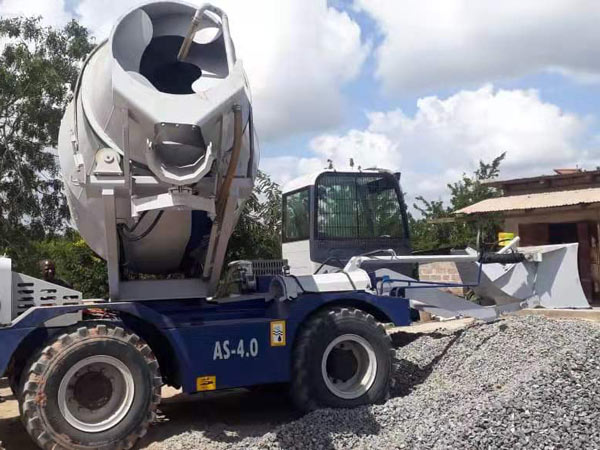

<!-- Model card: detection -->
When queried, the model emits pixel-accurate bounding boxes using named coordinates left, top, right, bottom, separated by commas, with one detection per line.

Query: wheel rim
left=57, top=355, right=135, bottom=433
left=321, top=334, right=377, bottom=400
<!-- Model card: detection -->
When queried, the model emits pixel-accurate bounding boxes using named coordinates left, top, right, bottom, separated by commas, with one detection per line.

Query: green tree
left=0, top=17, right=94, bottom=267
left=227, top=170, right=282, bottom=261
left=410, top=153, right=505, bottom=251
left=27, top=232, right=108, bottom=298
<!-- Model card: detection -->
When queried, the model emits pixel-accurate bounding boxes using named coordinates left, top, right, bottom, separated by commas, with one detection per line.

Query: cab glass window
left=283, top=188, right=310, bottom=242
left=316, top=173, right=404, bottom=239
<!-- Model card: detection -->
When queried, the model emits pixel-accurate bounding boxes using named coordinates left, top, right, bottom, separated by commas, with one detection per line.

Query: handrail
left=178, top=4, right=236, bottom=72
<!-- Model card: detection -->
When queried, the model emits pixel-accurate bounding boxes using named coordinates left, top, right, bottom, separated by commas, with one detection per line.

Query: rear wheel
left=20, top=324, right=162, bottom=450
left=291, top=307, right=393, bottom=411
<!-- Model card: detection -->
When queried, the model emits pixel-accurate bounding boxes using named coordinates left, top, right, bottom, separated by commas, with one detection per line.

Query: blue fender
left=0, top=301, right=184, bottom=380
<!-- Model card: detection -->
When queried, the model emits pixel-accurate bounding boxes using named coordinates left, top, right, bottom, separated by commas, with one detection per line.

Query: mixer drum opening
left=140, top=36, right=202, bottom=95
left=112, top=3, right=229, bottom=96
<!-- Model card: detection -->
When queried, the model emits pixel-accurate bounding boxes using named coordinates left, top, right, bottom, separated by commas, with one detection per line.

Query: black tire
left=291, top=307, right=393, bottom=412
left=20, top=323, right=162, bottom=450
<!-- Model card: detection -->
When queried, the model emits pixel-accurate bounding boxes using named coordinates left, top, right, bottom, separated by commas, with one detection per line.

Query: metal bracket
left=70, top=153, right=86, bottom=186
left=131, top=189, right=216, bottom=217
left=94, top=148, right=123, bottom=176
left=102, top=188, right=121, bottom=300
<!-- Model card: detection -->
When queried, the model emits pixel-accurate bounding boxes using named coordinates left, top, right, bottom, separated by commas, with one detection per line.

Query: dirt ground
left=0, top=382, right=298, bottom=450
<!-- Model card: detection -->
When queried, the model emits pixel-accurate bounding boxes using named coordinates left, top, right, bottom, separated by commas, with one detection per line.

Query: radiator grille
left=12, top=273, right=82, bottom=319
left=251, top=260, right=288, bottom=276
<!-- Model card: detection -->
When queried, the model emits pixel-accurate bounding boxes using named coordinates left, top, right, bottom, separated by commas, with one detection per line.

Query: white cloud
left=267, top=86, right=597, bottom=207
left=73, top=0, right=369, bottom=141
left=261, top=156, right=324, bottom=188
left=310, top=130, right=400, bottom=171
left=262, top=130, right=399, bottom=188
left=216, top=0, right=369, bottom=141
left=354, top=0, right=600, bottom=93
left=261, top=130, right=388, bottom=192
left=0, top=0, right=71, bottom=27
left=367, top=85, right=591, bottom=179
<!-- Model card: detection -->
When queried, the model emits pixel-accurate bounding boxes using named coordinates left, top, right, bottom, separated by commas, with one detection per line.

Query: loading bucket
left=456, top=243, right=590, bottom=309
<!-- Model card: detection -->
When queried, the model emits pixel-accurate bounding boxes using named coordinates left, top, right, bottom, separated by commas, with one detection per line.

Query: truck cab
left=282, top=169, right=412, bottom=275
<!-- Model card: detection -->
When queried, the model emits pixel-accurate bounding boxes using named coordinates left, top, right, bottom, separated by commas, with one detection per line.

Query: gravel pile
left=152, top=316, right=600, bottom=450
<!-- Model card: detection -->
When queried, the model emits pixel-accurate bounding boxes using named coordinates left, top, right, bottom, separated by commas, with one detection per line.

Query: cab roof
left=282, top=168, right=397, bottom=194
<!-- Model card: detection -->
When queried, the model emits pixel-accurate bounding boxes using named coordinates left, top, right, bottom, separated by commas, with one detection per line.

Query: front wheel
left=20, top=324, right=162, bottom=450
left=291, top=307, right=393, bottom=411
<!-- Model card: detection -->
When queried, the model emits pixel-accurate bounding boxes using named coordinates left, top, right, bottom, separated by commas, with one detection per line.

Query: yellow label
left=196, top=376, right=216, bottom=392
left=498, top=232, right=515, bottom=247
left=270, top=320, right=286, bottom=347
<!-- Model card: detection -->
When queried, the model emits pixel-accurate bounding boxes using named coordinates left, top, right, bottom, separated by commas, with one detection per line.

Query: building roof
left=456, top=187, right=600, bottom=215
left=483, top=169, right=600, bottom=189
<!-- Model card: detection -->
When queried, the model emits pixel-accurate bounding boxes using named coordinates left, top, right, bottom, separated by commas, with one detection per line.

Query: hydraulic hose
left=479, top=252, right=526, bottom=265
left=178, top=4, right=235, bottom=71
left=216, top=105, right=243, bottom=223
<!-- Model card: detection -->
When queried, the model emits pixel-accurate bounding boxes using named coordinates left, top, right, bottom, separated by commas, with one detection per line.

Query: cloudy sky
left=2, top=0, right=600, bottom=206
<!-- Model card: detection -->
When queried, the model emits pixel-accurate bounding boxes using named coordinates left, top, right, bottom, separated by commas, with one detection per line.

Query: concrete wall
left=502, top=206, right=600, bottom=233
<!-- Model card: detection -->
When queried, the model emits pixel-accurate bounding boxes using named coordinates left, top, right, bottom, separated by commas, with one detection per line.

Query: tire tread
left=20, top=323, right=161, bottom=450
left=290, top=307, right=393, bottom=412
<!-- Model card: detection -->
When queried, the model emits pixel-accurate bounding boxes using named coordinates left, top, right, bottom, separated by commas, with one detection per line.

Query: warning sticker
left=270, top=320, right=286, bottom=347
left=196, top=376, right=216, bottom=392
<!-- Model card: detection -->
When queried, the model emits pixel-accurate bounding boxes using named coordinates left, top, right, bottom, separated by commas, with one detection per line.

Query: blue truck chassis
left=0, top=291, right=410, bottom=395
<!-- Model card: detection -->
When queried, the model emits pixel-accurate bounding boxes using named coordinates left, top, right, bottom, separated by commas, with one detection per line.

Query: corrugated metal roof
left=456, top=187, right=600, bottom=215
left=483, top=169, right=600, bottom=188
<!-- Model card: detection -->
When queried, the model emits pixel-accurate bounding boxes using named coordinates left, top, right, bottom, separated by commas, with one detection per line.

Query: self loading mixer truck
left=0, top=2, right=591, bottom=449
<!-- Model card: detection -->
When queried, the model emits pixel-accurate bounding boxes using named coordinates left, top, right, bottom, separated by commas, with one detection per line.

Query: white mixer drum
left=58, top=1, right=257, bottom=274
